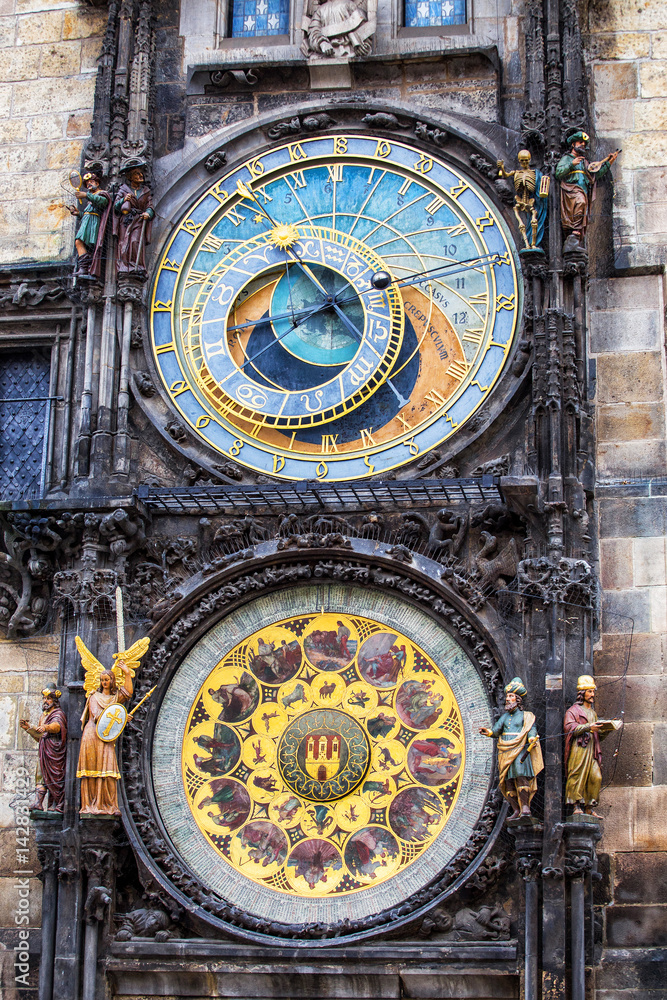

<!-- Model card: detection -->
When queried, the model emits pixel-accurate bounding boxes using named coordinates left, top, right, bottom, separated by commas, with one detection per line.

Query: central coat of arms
left=278, top=708, right=370, bottom=801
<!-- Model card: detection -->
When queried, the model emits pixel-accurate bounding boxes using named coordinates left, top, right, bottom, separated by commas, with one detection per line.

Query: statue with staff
left=480, top=677, right=543, bottom=819
left=113, top=158, right=155, bottom=277
left=75, top=588, right=154, bottom=815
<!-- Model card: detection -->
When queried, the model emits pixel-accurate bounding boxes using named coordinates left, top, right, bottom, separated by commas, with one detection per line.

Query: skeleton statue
left=497, top=150, right=549, bottom=250
left=302, top=0, right=375, bottom=58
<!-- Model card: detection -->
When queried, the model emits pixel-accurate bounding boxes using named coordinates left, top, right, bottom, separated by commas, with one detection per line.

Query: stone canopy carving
left=301, top=0, right=376, bottom=59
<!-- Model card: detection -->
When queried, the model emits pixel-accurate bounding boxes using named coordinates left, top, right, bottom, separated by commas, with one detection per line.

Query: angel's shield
left=96, top=704, right=128, bottom=743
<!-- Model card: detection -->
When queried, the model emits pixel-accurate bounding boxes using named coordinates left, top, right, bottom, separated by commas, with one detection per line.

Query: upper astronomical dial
left=151, top=134, right=521, bottom=481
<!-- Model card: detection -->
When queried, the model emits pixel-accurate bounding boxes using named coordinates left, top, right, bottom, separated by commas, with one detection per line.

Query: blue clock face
left=150, top=134, right=522, bottom=481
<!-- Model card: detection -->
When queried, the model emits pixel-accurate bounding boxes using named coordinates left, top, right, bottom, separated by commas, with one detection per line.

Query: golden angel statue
left=75, top=635, right=149, bottom=815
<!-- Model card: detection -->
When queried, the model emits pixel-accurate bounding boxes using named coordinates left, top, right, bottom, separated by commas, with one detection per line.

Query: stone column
left=34, top=819, right=62, bottom=1000
left=564, top=818, right=602, bottom=1000
left=507, top=817, right=543, bottom=1000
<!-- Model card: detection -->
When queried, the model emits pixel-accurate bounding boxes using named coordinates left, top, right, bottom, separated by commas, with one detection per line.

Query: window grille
left=0, top=351, right=52, bottom=500
left=404, top=0, right=466, bottom=27
left=230, top=0, right=289, bottom=37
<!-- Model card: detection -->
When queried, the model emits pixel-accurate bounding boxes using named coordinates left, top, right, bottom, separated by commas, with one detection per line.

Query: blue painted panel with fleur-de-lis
left=405, top=0, right=466, bottom=26
left=231, top=0, right=289, bottom=37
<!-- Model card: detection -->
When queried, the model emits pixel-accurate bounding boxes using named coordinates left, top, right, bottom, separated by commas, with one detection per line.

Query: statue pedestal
left=506, top=817, right=543, bottom=1000
left=308, top=57, right=352, bottom=90
left=564, top=819, right=602, bottom=1000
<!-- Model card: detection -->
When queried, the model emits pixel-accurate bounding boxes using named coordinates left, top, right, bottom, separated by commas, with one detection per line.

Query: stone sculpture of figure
left=480, top=677, right=544, bottom=819
left=75, top=635, right=149, bottom=815
left=555, top=131, right=619, bottom=252
left=564, top=674, right=622, bottom=816
left=67, top=172, right=111, bottom=277
left=497, top=150, right=549, bottom=250
left=303, top=0, right=373, bottom=58
left=20, top=683, right=68, bottom=812
left=113, top=160, right=155, bottom=276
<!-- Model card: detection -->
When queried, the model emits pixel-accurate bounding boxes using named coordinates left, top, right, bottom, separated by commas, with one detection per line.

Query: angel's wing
left=76, top=636, right=106, bottom=698
left=112, top=635, right=150, bottom=686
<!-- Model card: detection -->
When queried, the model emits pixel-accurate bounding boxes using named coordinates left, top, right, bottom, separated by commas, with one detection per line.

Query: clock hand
left=236, top=181, right=334, bottom=305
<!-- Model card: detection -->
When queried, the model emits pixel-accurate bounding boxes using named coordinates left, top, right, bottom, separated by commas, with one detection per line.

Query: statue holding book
left=564, top=674, right=622, bottom=816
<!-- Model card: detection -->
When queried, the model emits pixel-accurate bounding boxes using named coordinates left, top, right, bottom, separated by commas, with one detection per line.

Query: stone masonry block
left=621, top=130, right=667, bottom=170
left=600, top=538, right=634, bottom=589
left=598, top=786, right=667, bottom=852
left=0, top=829, right=39, bottom=877
left=637, top=202, right=667, bottom=235
left=634, top=537, right=667, bottom=587
left=635, top=168, right=667, bottom=205
left=606, top=905, right=667, bottom=947
left=16, top=10, right=63, bottom=45
left=0, top=45, right=40, bottom=81
left=596, top=674, right=667, bottom=723
left=0, top=16, right=16, bottom=48
left=634, top=98, right=667, bottom=133
left=12, top=76, right=96, bottom=116
left=615, top=852, right=667, bottom=902
left=595, top=633, right=662, bottom=676
left=588, top=276, right=660, bottom=312
left=600, top=721, right=652, bottom=785
left=0, top=876, right=41, bottom=929
left=601, top=589, right=651, bottom=632
left=0, top=120, right=28, bottom=143
left=650, top=587, right=667, bottom=633
left=640, top=61, right=667, bottom=99
left=594, top=99, right=635, bottom=133
left=586, top=31, right=651, bottom=60
left=66, top=112, right=91, bottom=137
left=598, top=403, right=665, bottom=443
left=593, top=61, right=638, bottom=101
left=600, top=498, right=667, bottom=539
left=62, top=7, right=107, bottom=39
left=0, top=698, right=16, bottom=751
left=589, top=309, right=661, bottom=352
left=589, top=0, right=667, bottom=32
left=597, top=948, right=667, bottom=989
left=28, top=114, right=66, bottom=140
left=653, top=31, right=667, bottom=58
left=0, top=143, right=43, bottom=174
left=654, top=723, right=667, bottom=784
left=596, top=352, right=663, bottom=403
left=45, top=138, right=84, bottom=169
left=39, top=40, right=81, bottom=77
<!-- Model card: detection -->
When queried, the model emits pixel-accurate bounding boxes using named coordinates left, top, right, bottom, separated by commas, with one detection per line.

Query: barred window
left=404, top=0, right=466, bottom=27
left=0, top=351, right=51, bottom=500
left=230, top=0, right=290, bottom=37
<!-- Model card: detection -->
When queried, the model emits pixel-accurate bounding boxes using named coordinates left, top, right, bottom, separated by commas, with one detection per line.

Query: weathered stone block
left=596, top=352, right=664, bottom=403
left=0, top=829, right=39, bottom=877
left=640, top=61, right=667, bottom=99
left=595, top=633, right=662, bottom=676
left=28, top=113, right=66, bottom=140
left=598, top=948, right=667, bottom=989
left=600, top=722, right=653, bottom=786
left=62, top=7, right=107, bottom=40
left=600, top=538, right=634, bottom=589
left=0, top=675, right=25, bottom=694
left=598, top=786, right=667, bottom=852
left=80, top=34, right=102, bottom=72
left=598, top=403, right=665, bottom=443
left=589, top=0, right=666, bottom=32
left=636, top=202, right=667, bottom=236
left=654, top=723, right=667, bottom=784
left=0, top=698, right=17, bottom=751
left=16, top=10, right=63, bottom=45
left=0, top=45, right=40, bottom=81
left=599, top=498, right=667, bottom=539
left=594, top=61, right=638, bottom=101
left=590, top=309, right=661, bottom=352
left=45, top=138, right=84, bottom=169
left=66, top=111, right=91, bottom=137
left=586, top=31, right=651, bottom=60
left=635, top=97, right=667, bottom=133
left=621, top=129, right=667, bottom=169
left=607, top=904, right=667, bottom=946
left=601, top=589, right=651, bottom=633
left=635, top=168, right=667, bottom=205
left=12, top=76, right=96, bottom=116
left=634, top=537, right=667, bottom=587
left=39, top=39, right=81, bottom=77
left=650, top=587, right=667, bottom=633
left=1, top=143, right=43, bottom=173
left=0, top=15, right=15, bottom=48
left=0, top=120, right=28, bottom=143
left=595, top=99, right=635, bottom=133
left=597, top=674, right=667, bottom=723
left=0, top=876, right=41, bottom=928
left=0, top=200, right=29, bottom=234
left=615, top=852, right=667, bottom=902
left=401, top=972, right=518, bottom=998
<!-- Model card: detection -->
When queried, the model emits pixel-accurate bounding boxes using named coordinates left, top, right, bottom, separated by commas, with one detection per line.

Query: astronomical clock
left=150, top=133, right=521, bottom=481
left=149, top=584, right=496, bottom=929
